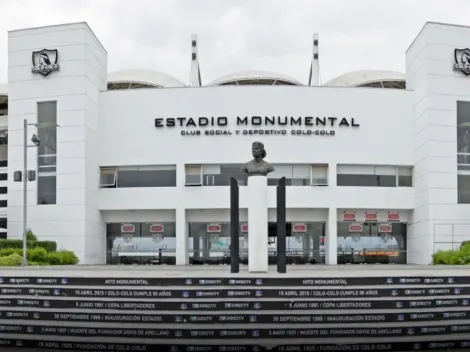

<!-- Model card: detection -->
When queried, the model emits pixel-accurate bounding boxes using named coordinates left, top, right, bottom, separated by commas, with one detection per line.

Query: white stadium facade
left=1, top=21, right=470, bottom=266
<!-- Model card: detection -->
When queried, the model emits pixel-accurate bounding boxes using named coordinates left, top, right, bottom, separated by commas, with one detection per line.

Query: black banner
left=0, top=276, right=465, bottom=286
left=0, top=286, right=467, bottom=298
left=1, top=309, right=469, bottom=324
left=3, top=339, right=470, bottom=352
left=3, top=323, right=470, bottom=338
left=0, top=297, right=468, bottom=310
left=2, top=339, right=470, bottom=352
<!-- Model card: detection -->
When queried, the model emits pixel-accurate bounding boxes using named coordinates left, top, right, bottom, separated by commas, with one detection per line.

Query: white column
left=325, top=207, right=337, bottom=265
left=176, top=207, right=189, bottom=265
left=248, top=176, right=268, bottom=272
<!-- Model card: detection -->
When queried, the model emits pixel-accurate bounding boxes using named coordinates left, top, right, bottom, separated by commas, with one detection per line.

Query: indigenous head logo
left=32, top=49, right=59, bottom=76
left=454, top=48, right=470, bottom=75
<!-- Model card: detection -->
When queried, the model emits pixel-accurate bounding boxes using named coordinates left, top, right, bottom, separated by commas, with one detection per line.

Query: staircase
left=0, top=273, right=469, bottom=351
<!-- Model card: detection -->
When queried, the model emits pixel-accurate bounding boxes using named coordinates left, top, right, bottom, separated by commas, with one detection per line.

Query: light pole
left=20, top=119, right=40, bottom=266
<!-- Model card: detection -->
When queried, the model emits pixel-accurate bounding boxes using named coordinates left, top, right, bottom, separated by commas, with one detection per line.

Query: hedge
left=0, top=230, right=78, bottom=266
left=0, top=248, right=78, bottom=266
left=0, top=239, right=57, bottom=252
left=432, top=242, right=470, bottom=265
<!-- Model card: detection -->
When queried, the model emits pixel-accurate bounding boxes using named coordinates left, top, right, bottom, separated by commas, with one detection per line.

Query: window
left=311, top=165, right=328, bottom=186
left=397, top=167, right=412, bottom=187
left=457, top=101, right=470, bottom=170
left=0, top=173, right=7, bottom=181
left=268, top=164, right=326, bottom=186
left=337, top=165, right=412, bottom=187
left=37, top=101, right=57, bottom=205
left=37, top=175, right=56, bottom=204
left=0, top=200, right=6, bottom=207
left=100, top=168, right=117, bottom=188
left=185, top=165, right=202, bottom=186
left=186, top=164, right=329, bottom=187
left=203, top=164, right=248, bottom=186
left=117, top=166, right=176, bottom=187
left=457, top=101, right=470, bottom=203
left=99, top=166, right=176, bottom=188
left=0, top=187, right=6, bottom=194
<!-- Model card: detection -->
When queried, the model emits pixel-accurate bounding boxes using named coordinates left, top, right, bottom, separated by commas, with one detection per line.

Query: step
left=0, top=271, right=469, bottom=351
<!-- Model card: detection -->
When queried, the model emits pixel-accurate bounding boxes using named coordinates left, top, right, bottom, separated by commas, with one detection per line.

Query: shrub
left=29, top=247, right=48, bottom=264
left=46, top=252, right=62, bottom=265
left=26, top=230, right=37, bottom=241
left=0, top=253, right=23, bottom=266
left=0, top=229, right=77, bottom=266
left=36, top=241, right=57, bottom=252
left=56, top=250, right=79, bottom=265
left=432, top=242, right=470, bottom=265
left=0, top=239, right=57, bottom=252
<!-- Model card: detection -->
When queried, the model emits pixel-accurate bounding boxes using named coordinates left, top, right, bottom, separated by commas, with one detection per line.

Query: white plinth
left=248, top=176, right=268, bottom=273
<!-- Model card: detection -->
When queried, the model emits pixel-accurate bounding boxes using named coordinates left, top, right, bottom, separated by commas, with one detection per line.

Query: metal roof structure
left=207, top=70, right=303, bottom=86
left=107, top=69, right=186, bottom=90
left=325, top=70, right=406, bottom=89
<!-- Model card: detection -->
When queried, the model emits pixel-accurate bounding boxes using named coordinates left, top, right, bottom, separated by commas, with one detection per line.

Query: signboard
left=120, top=224, right=135, bottom=233
left=206, top=223, right=221, bottom=233
left=364, top=212, right=377, bottom=221
left=343, top=211, right=356, bottom=221
left=348, top=223, right=363, bottom=232
left=149, top=223, right=164, bottom=233
left=155, top=116, right=360, bottom=137
left=379, top=223, right=393, bottom=233
left=292, top=223, right=307, bottom=232
left=387, top=212, right=400, bottom=221
left=241, top=223, right=248, bottom=233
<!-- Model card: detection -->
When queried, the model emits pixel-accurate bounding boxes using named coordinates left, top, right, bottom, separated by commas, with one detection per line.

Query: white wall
left=98, top=85, right=415, bottom=265
left=98, top=85, right=415, bottom=212
left=99, top=86, right=414, bottom=166
left=406, top=22, right=470, bottom=264
left=7, top=23, right=107, bottom=264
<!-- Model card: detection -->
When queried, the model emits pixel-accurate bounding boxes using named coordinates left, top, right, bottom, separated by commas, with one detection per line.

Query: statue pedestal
left=248, top=175, right=268, bottom=273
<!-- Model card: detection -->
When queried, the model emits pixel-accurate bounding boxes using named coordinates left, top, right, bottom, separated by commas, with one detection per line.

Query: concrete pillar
left=325, top=207, right=337, bottom=265
left=248, top=176, right=268, bottom=272
left=175, top=207, right=188, bottom=265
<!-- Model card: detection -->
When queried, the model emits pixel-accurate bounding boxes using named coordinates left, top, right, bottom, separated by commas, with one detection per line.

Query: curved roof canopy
left=107, top=69, right=186, bottom=90
left=325, top=70, right=406, bottom=89
left=208, top=70, right=303, bottom=86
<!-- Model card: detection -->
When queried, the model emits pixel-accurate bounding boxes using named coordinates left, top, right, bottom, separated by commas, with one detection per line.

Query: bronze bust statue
left=241, top=141, right=275, bottom=177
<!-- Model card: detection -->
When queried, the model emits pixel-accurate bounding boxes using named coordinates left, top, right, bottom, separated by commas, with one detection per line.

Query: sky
left=0, top=0, right=469, bottom=85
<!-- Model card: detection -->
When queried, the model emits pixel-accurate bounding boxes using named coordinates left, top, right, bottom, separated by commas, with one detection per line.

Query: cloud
left=0, top=0, right=469, bottom=85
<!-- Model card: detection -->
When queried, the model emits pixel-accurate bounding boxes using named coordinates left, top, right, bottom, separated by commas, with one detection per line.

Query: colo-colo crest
left=454, top=48, right=470, bottom=76
left=31, top=49, right=60, bottom=76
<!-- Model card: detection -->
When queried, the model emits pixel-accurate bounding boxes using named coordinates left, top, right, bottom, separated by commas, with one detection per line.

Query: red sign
left=241, top=223, right=248, bottom=233
left=150, top=223, right=164, bottom=233
left=343, top=211, right=356, bottom=221
left=293, top=223, right=307, bottom=232
left=319, top=236, right=325, bottom=245
left=388, top=212, right=400, bottom=221
left=378, top=223, right=393, bottom=233
left=364, top=212, right=377, bottom=221
left=121, top=223, right=135, bottom=233
left=348, top=223, right=363, bottom=232
left=207, top=223, right=222, bottom=233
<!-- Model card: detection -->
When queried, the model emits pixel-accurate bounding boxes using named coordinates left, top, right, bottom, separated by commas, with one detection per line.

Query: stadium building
left=1, top=21, right=470, bottom=266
